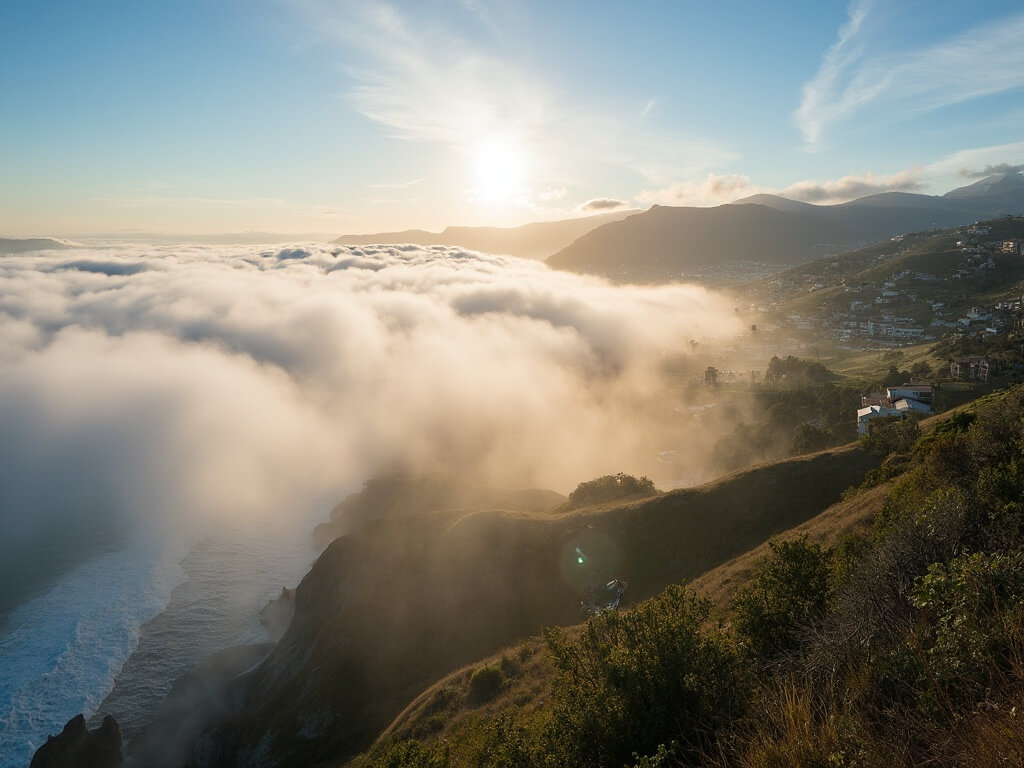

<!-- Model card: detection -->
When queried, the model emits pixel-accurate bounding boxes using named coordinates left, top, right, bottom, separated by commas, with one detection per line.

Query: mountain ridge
left=333, top=210, right=637, bottom=260
left=548, top=174, right=1024, bottom=281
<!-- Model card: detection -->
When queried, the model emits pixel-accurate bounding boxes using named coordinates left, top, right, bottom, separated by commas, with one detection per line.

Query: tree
left=705, top=366, right=719, bottom=386
left=790, top=423, right=831, bottom=455
left=567, top=473, right=658, bottom=508
left=910, top=360, right=933, bottom=379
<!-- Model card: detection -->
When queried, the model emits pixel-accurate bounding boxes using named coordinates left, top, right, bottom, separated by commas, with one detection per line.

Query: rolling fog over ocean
left=0, top=241, right=741, bottom=763
left=6, top=0, right=1024, bottom=762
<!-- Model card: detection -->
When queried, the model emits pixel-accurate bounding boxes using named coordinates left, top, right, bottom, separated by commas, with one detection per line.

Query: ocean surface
left=0, top=518, right=319, bottom=767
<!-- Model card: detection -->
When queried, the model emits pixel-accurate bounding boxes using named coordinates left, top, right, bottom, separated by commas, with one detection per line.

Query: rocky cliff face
left=188, top=449, right=879, bottom=768
left=30, top=714, right=123, bottom=768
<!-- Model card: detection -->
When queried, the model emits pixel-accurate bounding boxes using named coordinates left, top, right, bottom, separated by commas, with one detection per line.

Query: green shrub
left=468, top=665, right=503, bottom=705
left=543, top=584, right=746, bottom=766
left=910, top=550, right=1024, bottom=707
left=731, top=537, right=831, bottom=663
left=372, top=740, right=448, bottom=768
left=566, top=473, right=658, bottom=508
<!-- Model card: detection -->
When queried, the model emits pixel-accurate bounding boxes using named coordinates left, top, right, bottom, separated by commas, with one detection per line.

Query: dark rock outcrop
left=126, top=643, right=272, bottom=768
left=30, top=714, right=123, bottom=768
left=258, top=587, right=295, bottom=643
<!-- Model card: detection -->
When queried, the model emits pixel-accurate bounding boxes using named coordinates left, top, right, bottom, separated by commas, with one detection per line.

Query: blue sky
left=2, top=0, right=1024, bottom=235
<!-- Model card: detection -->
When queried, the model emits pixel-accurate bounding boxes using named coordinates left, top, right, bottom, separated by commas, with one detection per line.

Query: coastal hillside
left=343, top=386, right=1024, bottom=768
left=548, top=174, right=1024, bottom=282
left=189, top=446, right=879, bottom=767
left=345, top=477, right=896, bottom=766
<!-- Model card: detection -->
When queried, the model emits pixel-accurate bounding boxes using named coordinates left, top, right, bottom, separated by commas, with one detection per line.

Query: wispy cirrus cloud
left=294, top=0, right=547, bottom=146
left=290, top=1, right=734, bottom=208
left=367, top=178, right=423, bottom=189
left=796, top=1, right=1024, bottom=145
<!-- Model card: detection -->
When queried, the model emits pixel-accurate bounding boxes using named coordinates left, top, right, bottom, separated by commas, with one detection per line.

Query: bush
left=731, top=537, right=831, bottom=664
left=566, top=473, right=658, bottom=508
left=910, top=550, right=1024, bottom=708
left=862, top=417, right=921, bottom=457
left=543, top=584, right=746, bottom=766
left=468, top=665, right=503, bottom=705
left=372, top=740, right=448, bottom=768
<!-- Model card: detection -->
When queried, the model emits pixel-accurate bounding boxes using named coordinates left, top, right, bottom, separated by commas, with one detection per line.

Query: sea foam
left=0, top=535, right=185, bottom=767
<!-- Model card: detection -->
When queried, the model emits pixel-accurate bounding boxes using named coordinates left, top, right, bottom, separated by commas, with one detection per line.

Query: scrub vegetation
left=352, top=384, right=1024, bottom=768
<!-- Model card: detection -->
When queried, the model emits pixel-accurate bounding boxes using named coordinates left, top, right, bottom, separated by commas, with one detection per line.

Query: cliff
left=30, top=714, right=123, bottom=768
left=190, top=446, right=879, bottom=767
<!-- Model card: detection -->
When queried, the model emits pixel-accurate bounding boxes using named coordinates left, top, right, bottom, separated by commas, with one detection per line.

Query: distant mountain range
left=332, top=209, right=636, bottom=260
left=547, top=173, right=1024, bottom=281
left=0, top=237, right=75, bottom=254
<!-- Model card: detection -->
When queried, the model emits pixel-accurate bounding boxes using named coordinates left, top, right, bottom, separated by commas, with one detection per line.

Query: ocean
left=0, top=517, right=319, bottom=767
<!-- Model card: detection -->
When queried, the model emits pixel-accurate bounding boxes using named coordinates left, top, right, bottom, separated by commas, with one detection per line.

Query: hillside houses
left=757, top=216, right=1024, bottom=354
left=857, top=384, right=933, bottom=435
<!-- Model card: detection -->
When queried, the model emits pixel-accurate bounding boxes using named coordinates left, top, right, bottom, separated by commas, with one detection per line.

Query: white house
left=886, top=385, right=933, bottom=406
left=894, top=398, right=932, bottom=415
left=857, top=405, right=902, bottom=435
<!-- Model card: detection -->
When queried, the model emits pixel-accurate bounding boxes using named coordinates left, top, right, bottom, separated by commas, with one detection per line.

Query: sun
left=469, top=135, right=527, bottom=205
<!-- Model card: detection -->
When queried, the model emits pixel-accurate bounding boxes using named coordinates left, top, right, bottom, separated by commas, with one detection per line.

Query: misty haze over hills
left=0, top=238, right=74, bottom=254
left=332, top=209, right=635, bottom=260
left=548, top=173, right=1024, bottom=280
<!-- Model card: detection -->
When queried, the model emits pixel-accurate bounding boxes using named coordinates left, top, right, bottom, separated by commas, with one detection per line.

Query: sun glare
left=470, top=136, right=527, bottom=205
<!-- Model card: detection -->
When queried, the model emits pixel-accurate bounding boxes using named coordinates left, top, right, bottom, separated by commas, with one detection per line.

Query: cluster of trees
left=764, top=355, right=831, bottom=386
left=564, top=473, right=658, bottom=509
left=371, top=385, right=1024, bottom=767
left=710, top=378, right=863, bottom=472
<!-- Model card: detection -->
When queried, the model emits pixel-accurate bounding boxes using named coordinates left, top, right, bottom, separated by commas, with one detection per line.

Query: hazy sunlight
left=469, top=135, right=527, bottom=205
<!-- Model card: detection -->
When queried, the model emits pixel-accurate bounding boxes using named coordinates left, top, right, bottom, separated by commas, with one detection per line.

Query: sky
left=2, top=0, right=1024, bottom=236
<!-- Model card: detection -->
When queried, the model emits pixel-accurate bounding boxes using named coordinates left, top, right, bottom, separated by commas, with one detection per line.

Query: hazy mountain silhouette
left=548, top=174, right=1024, bottom=280
left=943, top=171, right=1024, bottom=211
left=0, top=237, right=75, bottom=254
left=333, top=210, right=636, bottom=260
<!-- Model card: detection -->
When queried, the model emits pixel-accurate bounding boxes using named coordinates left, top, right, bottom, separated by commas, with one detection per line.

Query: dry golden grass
left=690, top=481, right=889, bottom=611
left=344, top=449, right=890, bottom=766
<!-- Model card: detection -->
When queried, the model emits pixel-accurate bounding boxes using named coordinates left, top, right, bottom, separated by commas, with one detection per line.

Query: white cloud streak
left=290, top=1, right=734, bottom=206
left=796, top=2, right=1024, bottom=145
left=637, top=169, right=923, bottom=207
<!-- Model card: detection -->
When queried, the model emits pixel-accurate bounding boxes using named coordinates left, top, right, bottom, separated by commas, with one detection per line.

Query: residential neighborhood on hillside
left=744, top=216, right=1024, bottom=356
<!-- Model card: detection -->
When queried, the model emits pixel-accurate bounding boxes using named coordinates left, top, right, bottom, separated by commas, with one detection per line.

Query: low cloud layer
left=0, top=243, right=742, bottom=567
left=958, top=163, right=1024, bottom=179
left=637, top=169, right=922, bottom=207
left=579, top=198, right=630, bottom=212
left=781, top=170, right=922, bottom=203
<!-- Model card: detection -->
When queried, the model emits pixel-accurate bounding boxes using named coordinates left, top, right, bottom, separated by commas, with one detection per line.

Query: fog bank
left=0, top=242, right=743, bottom=572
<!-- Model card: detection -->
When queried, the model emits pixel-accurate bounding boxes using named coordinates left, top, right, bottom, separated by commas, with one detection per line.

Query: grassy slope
left=345, top=461, right=895, bottom=766
left=344, top=398, right=1014, bottom=766
left=206, top=447, right=880, bottom=767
